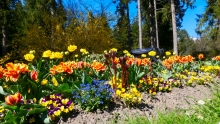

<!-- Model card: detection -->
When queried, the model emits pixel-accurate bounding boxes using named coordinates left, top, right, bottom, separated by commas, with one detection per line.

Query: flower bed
left=0, top=46, right=220, bottom=123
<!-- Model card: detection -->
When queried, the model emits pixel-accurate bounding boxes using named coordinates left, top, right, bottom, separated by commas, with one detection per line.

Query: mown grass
left=118, top=83, right=220, bottom=124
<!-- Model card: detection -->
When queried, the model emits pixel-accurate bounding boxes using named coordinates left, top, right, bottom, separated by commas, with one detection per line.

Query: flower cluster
left=187, top=72, right=213, bottom=85
left=42, top=50, right=63, bottom=59
left=138, top=76, right=173, bottom=95
left=115, top=84, right=142, bottom=107
left=80, top=48, right=89, bottom=55
left=50, top=61, right=90, bottom=75
left=39, top=94, right=74, bottom=121
left=126, top=58, right=151, bottom=66
left=123, top=50, right=132, bottom=57
left=162, top=55, right=195, bottom=69
left=200, top=65, right=220, bottom=73
left=212, top=55, right=220, bottom=61
left=0, top=106, right=6, bottom=120
left=72, top=80, right=113, bottom=111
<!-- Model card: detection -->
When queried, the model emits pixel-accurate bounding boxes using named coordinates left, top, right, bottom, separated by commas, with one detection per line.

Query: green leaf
left=23, top=103, right=43, bottom=108
left=2, top=103, right=18, bottom=110
left=4, top=110, right=12, bottom=121
left=86, top=106, right=91, bottom=111
left=137, top=72, right=145, bottom=80
left=27, top=79, right=38, bottom=93
left=57, top=83, right=69, bottom=91
left=41, top=111, right=48, bottom=122
left=0, top=86, right=7, bottom=95
left=37, top=58, right=43, bottom=70
left=160, top=73, right=172, bottom=81
left=86, top=75, right=93, bottom=84
left=27, top=108, right=47, bottom=115
left=8, top=85, right=18, bottom=94
left=16, top=109, right=28, bottom=116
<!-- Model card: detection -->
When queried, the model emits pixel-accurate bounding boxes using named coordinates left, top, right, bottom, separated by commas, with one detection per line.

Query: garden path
left=60, top=80, right=220, bottom=124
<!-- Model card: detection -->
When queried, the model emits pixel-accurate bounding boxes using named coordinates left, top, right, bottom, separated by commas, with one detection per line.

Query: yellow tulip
left=67, top=45, right=77, bottom=52
left=141, top=54, right=146, bottom=58
left=165, top=51, right=171, bottom=56
left=42, top=50, right=52, bottom=58
left=54, top=52, right=63, bottom=59
left=24, top=53, right=35, bottom=61
left=148, top=51, right=156, bottom=57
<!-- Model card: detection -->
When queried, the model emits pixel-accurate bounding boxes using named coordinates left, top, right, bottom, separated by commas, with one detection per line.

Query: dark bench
left=131, top=47, right=164, bottom=62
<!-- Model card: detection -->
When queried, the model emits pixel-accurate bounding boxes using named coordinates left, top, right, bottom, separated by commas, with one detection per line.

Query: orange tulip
left=0, top=66, right=4, bottom=78
left=126, top=58, right=134, bottom=65
left=30, top=70, right=38, bottom=81
left=4, top=63, right=29, bottom=82
left=198, top=54, right=204, bottom=59
left=4, top=70, right=20, bottom=82
left=91, top=61, right=106, bottom=72
left=215, top=56, right=220, bottom=61
left=5, top=92, right=22, bottom=106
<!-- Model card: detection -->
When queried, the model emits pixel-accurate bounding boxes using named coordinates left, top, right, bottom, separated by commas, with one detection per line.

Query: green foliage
left=66, top=13, right=120, bottom=54
left=128, top=64, right=147, bottom=85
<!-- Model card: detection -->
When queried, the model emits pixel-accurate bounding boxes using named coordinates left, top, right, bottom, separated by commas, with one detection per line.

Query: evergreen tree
left=114, top=0, right=132, bottom=51
left=0, top=0, right=21, bottom=57
left=196, top=0, right=220, bottom=40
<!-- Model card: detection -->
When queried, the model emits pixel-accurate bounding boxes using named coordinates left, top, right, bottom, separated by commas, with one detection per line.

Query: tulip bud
left=29, top=50, right=35, bottom=54
left=41, top=79, right=48, bottom=85
left=65, top=51, right=69, bottom=55
left=30, top=70, right=38, bottom=81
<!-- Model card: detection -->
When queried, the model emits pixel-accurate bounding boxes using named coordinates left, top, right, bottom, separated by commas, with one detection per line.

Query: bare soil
left=59, top=81, right=220, bottom=124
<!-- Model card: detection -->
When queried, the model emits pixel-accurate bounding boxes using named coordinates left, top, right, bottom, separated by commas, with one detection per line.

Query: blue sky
left=181, top=0, right=207, bottom=38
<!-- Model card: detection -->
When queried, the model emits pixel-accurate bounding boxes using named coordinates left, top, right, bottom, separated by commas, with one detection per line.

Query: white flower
left=197, top=100, right=205, bottom=105
left=185, top=111, right=191, bottom=116
left=197, top=114, right=203, bottom=120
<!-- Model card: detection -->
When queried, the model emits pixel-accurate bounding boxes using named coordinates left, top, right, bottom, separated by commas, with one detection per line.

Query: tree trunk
left=138, top=0, right=142, bottom=49
left=126, top=3, right=132, bottom=51
left=154, top=0, right=159, bottom=48
left=2, top=25, right=7, bottom=56
left=171, top=0, right=178, bottom=55
left=149, top=0, right=156, bottom=48
left=51, top=7, right=55, bottom=51
left=1, top=0, right=8, bottom=57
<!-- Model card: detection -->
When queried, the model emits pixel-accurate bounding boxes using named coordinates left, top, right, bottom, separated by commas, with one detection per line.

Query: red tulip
left=30, top=70, right=38, bottom=81
left=5, top=92, right=22, bottom=106
left=5, top=95, right=17, bottom=106
left=14, top=92, right=22, bottom=103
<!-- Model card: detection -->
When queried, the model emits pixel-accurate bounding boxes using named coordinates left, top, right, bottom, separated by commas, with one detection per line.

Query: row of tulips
left=0, top=45, right=220, bottom=123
